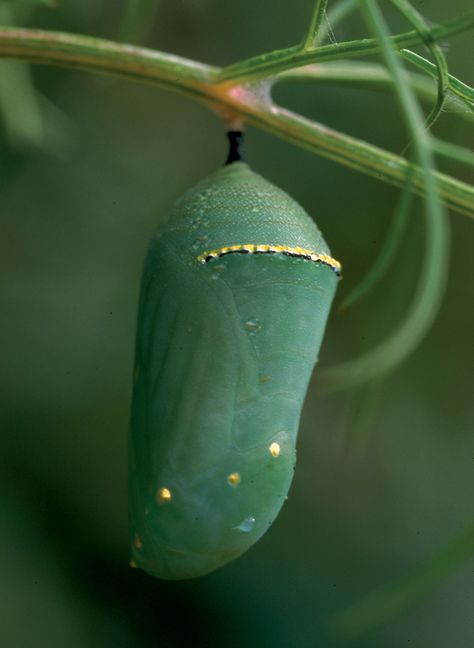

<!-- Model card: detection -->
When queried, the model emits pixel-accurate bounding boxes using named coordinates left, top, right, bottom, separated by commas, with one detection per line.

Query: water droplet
left=234, top=516, right=256, bottom=533
left=156, top=487, right=172, bottom=503
left=227, top=472, right=241, bottom=487
left=244, top=319, right=261, bottom=334
left=269, top=442, right=281, bottom=457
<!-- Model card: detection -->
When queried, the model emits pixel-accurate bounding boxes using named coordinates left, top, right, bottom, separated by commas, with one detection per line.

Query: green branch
left=217, top=10, right=474, bottom=83
left=0, top=26, right=218, bottom=96
left=276, top=62, right=474, bottom=121
left=0, top=26, right=472, bottom=217
left=389, top=0, right=449, bottom=132
left=401, top=49, right=474, bottom=108
left=304, top=0, right=329, bottom=48
left=321, top=0, right=449, bottom=391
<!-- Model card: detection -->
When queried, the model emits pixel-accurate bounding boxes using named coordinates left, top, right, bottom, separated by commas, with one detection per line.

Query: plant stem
left=217, top=11, right=474, bottom=82
left=321, top=0, right=449, bottom=391
left=389, top=0, right=449, bottom=132
left=304, top=0, right=329, bottom=48
left=0, top=26, right=472, bottom=217
left=239, top=103, right=474, bottom=217
left=276, top=62, right=473, bottom=121
left=401, top=49, right=474, bottom=107
left=0, top=27, right=218, bottom=96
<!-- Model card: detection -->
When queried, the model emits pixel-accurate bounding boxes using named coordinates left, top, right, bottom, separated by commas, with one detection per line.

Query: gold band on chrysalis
left=197, top=244, right=342, bottom=276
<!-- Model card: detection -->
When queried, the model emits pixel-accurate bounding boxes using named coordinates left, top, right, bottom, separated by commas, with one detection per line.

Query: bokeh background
left=1, top=1, right=473, bottom=646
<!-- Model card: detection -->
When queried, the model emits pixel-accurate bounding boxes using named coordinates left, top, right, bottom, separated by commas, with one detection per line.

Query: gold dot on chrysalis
left=156, top=487, right=172, bottom=503
left=129, top=560, right=137, bottom=569
left=134, top=534, right=143, bottom=550
left=227, top=472, right=241, bottom=487
left=269, top=442, right=281, bottom=458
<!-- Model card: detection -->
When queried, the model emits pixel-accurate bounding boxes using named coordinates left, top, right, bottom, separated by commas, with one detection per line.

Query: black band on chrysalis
left=225, top=130, right=244, bottom=165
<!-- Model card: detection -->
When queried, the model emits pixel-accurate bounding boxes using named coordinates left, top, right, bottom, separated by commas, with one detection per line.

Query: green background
left=0, top=1, right=473, bottom=646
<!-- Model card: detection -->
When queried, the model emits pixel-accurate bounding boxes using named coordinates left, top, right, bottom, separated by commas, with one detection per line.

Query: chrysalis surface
left=129, top=161, right=339, bottom=579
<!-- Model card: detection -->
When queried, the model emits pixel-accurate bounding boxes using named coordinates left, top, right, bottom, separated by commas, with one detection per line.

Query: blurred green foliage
left=0, top=1, right=473, bottom=646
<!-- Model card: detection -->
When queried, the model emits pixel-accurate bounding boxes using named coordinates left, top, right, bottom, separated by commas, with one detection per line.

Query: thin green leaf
left=389, top=0, right=449, bottom=132
left=0, top=2, right=45, bottom=148
left=432, top=138, right=474, bottom=168
left=304, top=0, right=329, bottom=49
left=321, top=0, right=449, bottom=390
left=0, top=61, right=44, bottom=147
left=118, top=0, right=159, bottom=45
left=217, top=10, right=474, bottom=83
left=0, top=27, right=472, bottom=217
left=276, top=61, right=474, bottom=122
left=401, top=49, right=474, bottom=109
left=339, top=167, right=414, bottom=310
left=3, top=0, right=57, bottom=6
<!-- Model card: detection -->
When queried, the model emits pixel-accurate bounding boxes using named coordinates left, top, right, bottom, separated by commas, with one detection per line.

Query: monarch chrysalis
left=129, top=136, right=340, bottom=580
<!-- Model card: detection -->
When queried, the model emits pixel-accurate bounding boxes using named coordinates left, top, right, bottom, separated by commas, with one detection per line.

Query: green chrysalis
left=129, top=147, right=340, bottom=580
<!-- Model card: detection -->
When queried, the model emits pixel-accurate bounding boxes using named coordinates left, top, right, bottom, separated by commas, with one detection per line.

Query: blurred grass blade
left=322, top=0, right=449, bottom=391
left=0, top=2, right=45, bottom=148
left=432, top=138, right=474, bottom=168
left=5, top=0, right=57, bottom=5
left=0, top=60, right=44, bottom=147
left=389, top=0, right=449, bottom=132
left=331, top=522, right=474, bottom=642
left=340, top=167, right=414, bottom=311
left=276, top=62, right=474, bottom=122
left=217, top=11, right=474, bottom=83
left=118, top=0, right=159, bottom=45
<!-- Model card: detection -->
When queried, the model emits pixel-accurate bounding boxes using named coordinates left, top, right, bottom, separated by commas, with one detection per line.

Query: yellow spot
left=259, top=374, right=271, bottom=384
left=129, top=560, right=137, bottom=569
left=227, top=472, right=241, bottom=487
left=156, top=487, right=172, bottom=503
left=134, top=534, right=143, bottom=550
left=269, top=442, right=281, bottom=457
